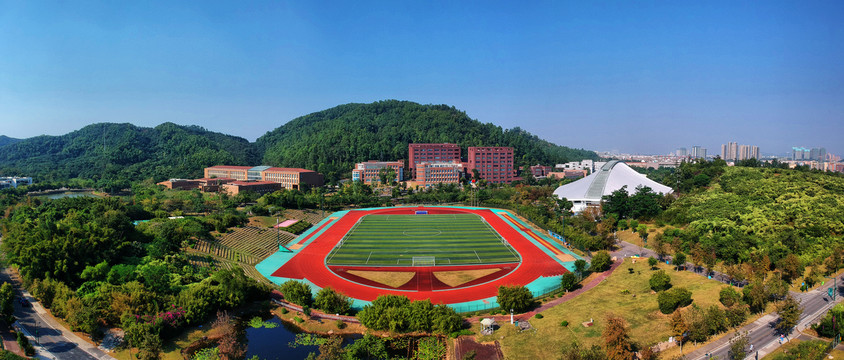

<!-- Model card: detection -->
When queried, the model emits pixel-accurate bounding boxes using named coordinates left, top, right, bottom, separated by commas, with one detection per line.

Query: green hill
left=0, top=135, right=21, bottom=148
left=0, top=123, right=259, bottom=182
left=257, top=100, right=597, bottom=181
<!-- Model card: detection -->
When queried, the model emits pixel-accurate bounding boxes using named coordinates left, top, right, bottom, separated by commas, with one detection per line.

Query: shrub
left=280, top=308, right=288, bottom=314
left=560, top=273, right=579, bottom=292
left=561, top=320, right=569, bottom=327
left=301, top=306, right=311, bottom=317
left=649, top=270, right=672, bottom=291
left=657, top=287, right=693, bottom=314
left=591, top=251, right=612, bottom=272
left=648, top=257, right=658, bottom=269
left=497, top=285, right=535, bottom=313
left=535, top=313, right=544, bottom=319
left=335, top=320, right=346, bottom=329
left=719, top=287, right=742, bottom=307
left=279, top=280, right=312, bottom=307
left=293, top=316, right=304, bottom=323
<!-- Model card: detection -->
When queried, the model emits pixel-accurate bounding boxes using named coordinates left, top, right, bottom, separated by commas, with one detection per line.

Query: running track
left=270, top=207, right=569, bottom=304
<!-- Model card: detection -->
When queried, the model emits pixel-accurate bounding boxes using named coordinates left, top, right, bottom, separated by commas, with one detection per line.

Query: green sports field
left=325, top=214, right=520, bottom=266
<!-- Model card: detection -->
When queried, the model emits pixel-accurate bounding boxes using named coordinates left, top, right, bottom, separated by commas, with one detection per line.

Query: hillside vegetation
left=257, top=100, right=597, bottom=181
left=662, top=166, right=844, bottom=262
left=0, top=101, right=596, bottom=184
left=0, top=122, right=259, bottom=183
left=0, top=136, right=20, bottom=148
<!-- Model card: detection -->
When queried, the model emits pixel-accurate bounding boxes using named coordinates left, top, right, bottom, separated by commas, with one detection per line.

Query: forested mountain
left=257, top=100, right=598, bottom=181
left=0, top=135, right=21, bottom=148
left=0, top=123, right=259, bottom=182
left=0, top=101, right=596, bottom=184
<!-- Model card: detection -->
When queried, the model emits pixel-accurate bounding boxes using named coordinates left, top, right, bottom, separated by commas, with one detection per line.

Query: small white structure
left=553, top=161, right=673, bottom=213
left=0, top=177, right=32, bottom=189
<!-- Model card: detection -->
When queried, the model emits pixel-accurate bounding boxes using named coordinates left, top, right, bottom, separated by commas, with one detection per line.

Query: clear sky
left=1, top=1, right=842, bottom=156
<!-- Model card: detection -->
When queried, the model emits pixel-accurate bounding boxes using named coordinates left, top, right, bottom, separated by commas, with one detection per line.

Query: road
left=0, top=268, right=114, bottom=360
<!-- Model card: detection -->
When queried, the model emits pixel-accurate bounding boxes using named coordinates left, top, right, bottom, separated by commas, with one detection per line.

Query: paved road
left=1, top=268, right=114, bottom=360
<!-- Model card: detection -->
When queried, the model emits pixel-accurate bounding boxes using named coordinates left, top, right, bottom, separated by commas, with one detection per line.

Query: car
left=18, top=297, right=30, bottom=307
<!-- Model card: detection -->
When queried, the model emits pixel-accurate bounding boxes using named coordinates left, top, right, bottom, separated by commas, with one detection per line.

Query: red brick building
left=408, top=143, right=461, bottom=176
left=415, top=162, right=464, bottom=186
left=204, top=165, right=323, bottom=190
left=467, top=147, right=515, bottom=184
left=352, top=161, right=404, bottom=183
left=220, top=181, right=282, bottom=196
left=530, top=164, right=553, bottom=178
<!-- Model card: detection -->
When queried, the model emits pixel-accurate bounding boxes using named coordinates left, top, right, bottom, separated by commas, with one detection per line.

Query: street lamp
left=510, top=309, right=514, bottom=325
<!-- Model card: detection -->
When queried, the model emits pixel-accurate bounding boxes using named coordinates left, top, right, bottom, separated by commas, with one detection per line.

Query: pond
left=243, top=317, right=359, bottom=359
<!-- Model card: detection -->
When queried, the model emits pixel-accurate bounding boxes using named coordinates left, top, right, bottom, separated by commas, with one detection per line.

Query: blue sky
left=1, top=1, right=842, bottom=156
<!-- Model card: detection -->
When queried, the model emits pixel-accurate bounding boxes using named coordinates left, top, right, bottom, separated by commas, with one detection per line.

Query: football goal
left=412, top=256, right=436, bottom=266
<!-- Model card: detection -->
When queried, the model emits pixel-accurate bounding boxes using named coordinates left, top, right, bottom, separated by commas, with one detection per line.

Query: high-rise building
left=737, top=145, right=760, bottom=160
left=408, top=143, right=461, bottom=176
left=809, top=147, right=827, bottom=161
left=690, top=146, right=707, bottom=159
left=721, top=142, right=739, bottom=160
left=675, top=148, right=688, bottom=157
left=352, top=161, right=404, bottom=183
left=467, top=147, right=515, bottom=184
left=792, top=147, right=810, bottom=160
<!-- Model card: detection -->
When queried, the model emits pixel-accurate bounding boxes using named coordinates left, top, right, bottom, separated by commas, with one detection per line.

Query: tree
left=279, top=280, right=312, bottom=307
left=742, top=280, right=769, bottom=313
left=778, top=254, right=804, bottom=283
left=602, top=315, right=635, bottom=360
left=719, top=287, right=742, bottom=307
left=648, top=257, right=658, bottom=270
left=670, top=310, right=687, bottom=345
left=765, top=274, right=789, bottom=301
left=0, top=283, right=15, bottom=323
left=636, top=225, right=648, bottom=242
left=649, top=270, right=672, bottom=292
left=574, top=259, right=588, bottom=279
left=775, top=294, right=802, bottom=336
left=658, top=287, right=693, bottom=314
left=497, top=285, right=534, bottom=313
left=561, top=273, right=579, bottom=292
left=313, top=287, right=351, bottom=315
left=728, top=332, right=749, bottom=360
left=591, top=251, right=612, bottom=272
left=673, top=252, right=687, bottom=271
left=213, top=311, right=246, bottom=360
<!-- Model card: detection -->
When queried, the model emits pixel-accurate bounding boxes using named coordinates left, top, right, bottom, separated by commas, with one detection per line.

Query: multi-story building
left=721, top=142, right=738, bottom=160
left=415, top=162, right=463, bottom=186
left=352, top=161, right=404, bottom=184
left=690, top=146, right=707, bottom=159
left=0, top=177, right=32, bottom=189
left=555, top=160, right=595, bottom=173
left=792, top=147, right=810, bottom=161
left=220, top=181, right=282, bottom=196
left=408, top=143, right=461, bottom=176
left=675, top=148, right=688, bottom=157
left=467, top=147, right=515, bottom=184
left=204, top=165, right=324, bottom=190
left=738, top=145, right=760, bottom=160
left=530, top=165, right=553, bottom=178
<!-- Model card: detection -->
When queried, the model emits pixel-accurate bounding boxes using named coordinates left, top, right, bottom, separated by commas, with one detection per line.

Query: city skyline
left=1, top=1, right=842, bottom=156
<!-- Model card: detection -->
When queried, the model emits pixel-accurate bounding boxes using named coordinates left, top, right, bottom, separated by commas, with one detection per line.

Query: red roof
left=198, top=177, right=234, bottom=181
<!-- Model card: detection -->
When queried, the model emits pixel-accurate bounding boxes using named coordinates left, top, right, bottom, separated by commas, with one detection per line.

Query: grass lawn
left=480, top=258, right=733, bottom=360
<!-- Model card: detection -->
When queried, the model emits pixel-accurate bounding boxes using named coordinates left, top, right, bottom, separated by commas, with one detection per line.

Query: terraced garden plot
left=326, top=214, right=520, bottom=266
left=213, top=227, right=296, bottom=263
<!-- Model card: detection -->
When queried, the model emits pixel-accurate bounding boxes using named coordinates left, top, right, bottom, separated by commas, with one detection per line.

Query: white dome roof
left=553, top=161, right=673, bottom=211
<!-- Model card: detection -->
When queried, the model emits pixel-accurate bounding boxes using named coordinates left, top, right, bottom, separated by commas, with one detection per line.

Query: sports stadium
left=256, top=206, right=583, bottom=312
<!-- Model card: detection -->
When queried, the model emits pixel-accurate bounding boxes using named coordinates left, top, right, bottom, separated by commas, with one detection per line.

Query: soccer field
left=325, top=214, right=520, bottom=266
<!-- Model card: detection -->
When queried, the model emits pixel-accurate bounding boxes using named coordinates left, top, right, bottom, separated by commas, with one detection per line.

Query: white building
left=0, top=177, right=33, bottom=189
left=552, top=161, right=673, bottom=213
left=555, top=160, right=606, bottom=173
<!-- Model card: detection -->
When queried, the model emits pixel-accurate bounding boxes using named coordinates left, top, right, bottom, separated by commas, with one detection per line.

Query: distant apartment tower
left=792, top=147, right=810, bottom=161
left=204, top=165, right=324, bottom=189
left=408, top=143, right=461, bottom=176
left=467, top=147, right=515, bottom=184
left=675, top=148, right=688, bottom=157
left=738, top=145, right=760, bottom=160
left=352, top=161, right=404, bottom=184
left=721, top=142, right=738, bottom=160
left=810, top=147, right=827, bottom=161
left=690, top=146, right=707, bottom=159
left=416, top=162, right=463, bottom=187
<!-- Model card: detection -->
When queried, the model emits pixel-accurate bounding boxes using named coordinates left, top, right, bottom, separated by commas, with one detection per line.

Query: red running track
left=271, top=207, right=567, bottom=304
